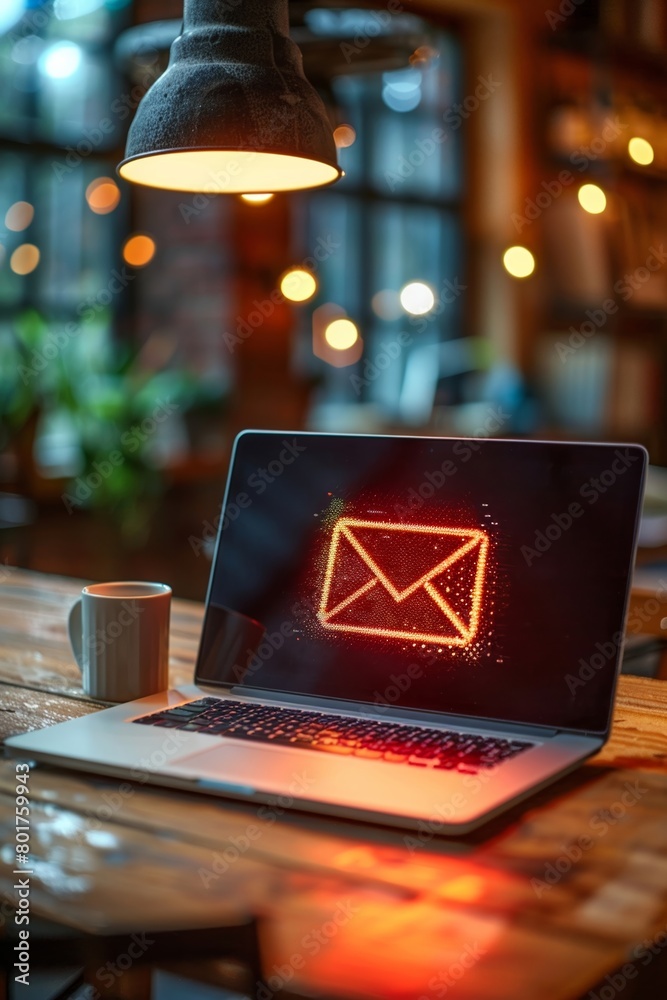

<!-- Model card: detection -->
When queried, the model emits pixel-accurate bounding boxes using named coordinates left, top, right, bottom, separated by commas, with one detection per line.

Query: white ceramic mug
left=68, top=582, right=171, bottom=702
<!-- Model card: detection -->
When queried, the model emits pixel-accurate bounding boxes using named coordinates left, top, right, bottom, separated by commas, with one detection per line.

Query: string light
left=280, top=268, right=317, bottom=303
left=122, top=234, right=156, bottom=267
left=10, top=244, right=40, bottom=275
left=502, top=245, right=535, bottom=278
left=577, top=183, right=606, bottom=214
left=324, top=318, right=359, bottom=350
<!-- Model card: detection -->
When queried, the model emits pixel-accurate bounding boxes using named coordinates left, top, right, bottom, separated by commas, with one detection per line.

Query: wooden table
left=2, top=569, right=667, bottom=1000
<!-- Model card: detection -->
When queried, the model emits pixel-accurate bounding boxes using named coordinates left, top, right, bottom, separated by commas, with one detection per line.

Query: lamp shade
left=118, top=0, right=341, bottom=194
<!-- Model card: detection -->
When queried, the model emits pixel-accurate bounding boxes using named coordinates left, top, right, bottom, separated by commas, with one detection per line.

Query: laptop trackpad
left=172, top=743, right=318, bottom=791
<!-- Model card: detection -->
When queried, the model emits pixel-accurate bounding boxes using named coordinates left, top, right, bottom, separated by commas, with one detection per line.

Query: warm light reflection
left=628, top=136, right=654, bottom=166
left=86, top=178, right=120, bottom=214
left=400, top=281, right=435, bottom=316
left=5, top=201, right=34, bottom=232
left=122, top=234, right=156, bottom=268
left=577, top=183, right=606, bottom=214
left=410, top=45, right=439, bottom=66
left=334, top=124, right=356, bottom=148
left=10, top=244, right=40, bottom=275
left=437, top=874, right=486, bottom=902
left=240, top=193, right=274, bottom=204
left=119, top=150, right=340, bottom=194
left=502, top=245, right=535, bottom=278
left=280, top=268, right=317, bottom=303
left=324, top=318, right=359, bottom=351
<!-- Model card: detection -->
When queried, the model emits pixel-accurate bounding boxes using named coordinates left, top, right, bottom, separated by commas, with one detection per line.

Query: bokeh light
left=399, top=281, right=436, bottom=316
left=334, top=124, right=356, bottom=148
left=577, top=183, right=606, bottom=214
left=324, top=318, right=359, bottom=351
left=280, top=268, right=317, bottom=303
left=39, top=41, right=82, bottom=79
left=628, top=136, right=654, bottom=166
left=502, top=245, right=535, bottom=278
left=122, top=234, right=156, bottom=268
left=371, top=289, right=402, bottom=321
left=5, top=201, right=34, bottom=232
left=10, top=244, right=40, bottom=276
left=240, top=193, right=274, bottom=204
left=86, top=178, right=120, bottom=215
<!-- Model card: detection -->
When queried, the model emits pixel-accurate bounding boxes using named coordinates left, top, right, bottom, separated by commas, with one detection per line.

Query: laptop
left=7, top=431, right=647, bottom=833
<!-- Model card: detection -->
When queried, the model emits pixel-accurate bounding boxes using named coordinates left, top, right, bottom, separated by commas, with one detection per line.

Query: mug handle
left=68, top=598, right=84, bottom=671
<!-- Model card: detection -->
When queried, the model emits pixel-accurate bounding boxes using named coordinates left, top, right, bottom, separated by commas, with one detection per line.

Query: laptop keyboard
left=133, top=698, right=533, bottom=773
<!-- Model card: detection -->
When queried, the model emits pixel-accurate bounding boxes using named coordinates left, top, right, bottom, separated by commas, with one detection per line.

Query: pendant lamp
left=118, top=0, right=341, bottom=194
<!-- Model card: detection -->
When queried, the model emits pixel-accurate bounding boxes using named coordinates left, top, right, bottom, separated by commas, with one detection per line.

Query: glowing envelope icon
left=318, top=518, right=489, bottom=646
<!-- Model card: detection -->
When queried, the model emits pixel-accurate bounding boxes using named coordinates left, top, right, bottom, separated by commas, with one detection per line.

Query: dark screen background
left=196, top=432, right=645, bottom=734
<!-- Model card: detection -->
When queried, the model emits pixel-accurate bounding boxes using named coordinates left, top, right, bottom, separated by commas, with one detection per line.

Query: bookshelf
left=527, top=0, right=667, bottom=461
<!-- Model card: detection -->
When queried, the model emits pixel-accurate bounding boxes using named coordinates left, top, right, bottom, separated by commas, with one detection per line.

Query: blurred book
left=637, top=466, right=667, bottom=548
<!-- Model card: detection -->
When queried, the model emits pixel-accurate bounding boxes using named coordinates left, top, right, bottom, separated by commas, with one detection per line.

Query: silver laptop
left=8, top=432, right=646, bottom=833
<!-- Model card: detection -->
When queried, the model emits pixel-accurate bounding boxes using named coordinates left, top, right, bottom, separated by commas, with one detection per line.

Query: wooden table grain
left=1, top=568, right=667, bottom=1000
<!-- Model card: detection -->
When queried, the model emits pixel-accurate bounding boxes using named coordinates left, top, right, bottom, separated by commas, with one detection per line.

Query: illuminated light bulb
left=333, top=124, right=356, bottom=148
left=117, top=0, right=341, bottom=195
left=502, top=245, right=535, bottom=279
left=5, top=201, right=34, bottom=232
left=280, top=268, right=317, bottom=303
left=577, top=183, right=606, bottom=214
left=122, top=234, right=156, bottom=268
left=324, top=318, right=359, bottom=351
left=628, top=136, right=654, bottom=166
left=240, top=193, right=274, bottom=204
left=399, top=281, right=435, bottom=316
left=86, top=178, right=121, bottom=214
left=39, top=40, right=82, bottom=79
left=10, top=244, right=40, bottom=275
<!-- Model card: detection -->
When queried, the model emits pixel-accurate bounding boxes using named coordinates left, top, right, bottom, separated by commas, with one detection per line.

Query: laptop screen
left=195, top=432, right=645, bottom=734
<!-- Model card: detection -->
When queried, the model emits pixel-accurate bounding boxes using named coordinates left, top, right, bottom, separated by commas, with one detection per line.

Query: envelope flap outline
left=338, top=519, right=485, bottom=601
left=318, top=517, right=490, bottom=647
